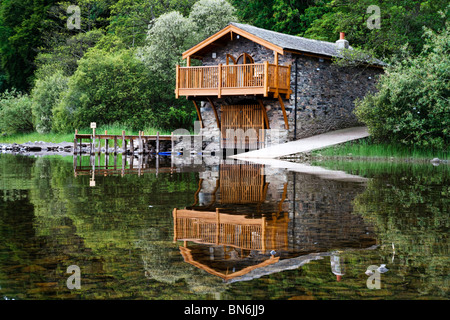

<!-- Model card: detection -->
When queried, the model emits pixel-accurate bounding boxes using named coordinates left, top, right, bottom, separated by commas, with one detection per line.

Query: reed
left=312, top=138, right=449, bottom=160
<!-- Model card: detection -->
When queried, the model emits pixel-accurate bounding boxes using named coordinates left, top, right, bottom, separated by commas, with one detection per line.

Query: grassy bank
left=0, top=124, right=183, bottom=145
left=311, top=138, right=449, bottom=161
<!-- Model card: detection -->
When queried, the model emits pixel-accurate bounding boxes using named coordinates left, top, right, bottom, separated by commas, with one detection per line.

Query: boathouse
left=175, top=22, right=384, bottom=151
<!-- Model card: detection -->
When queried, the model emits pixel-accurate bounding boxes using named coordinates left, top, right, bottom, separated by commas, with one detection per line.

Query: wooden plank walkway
left=231, top=126, right=369, bottom=160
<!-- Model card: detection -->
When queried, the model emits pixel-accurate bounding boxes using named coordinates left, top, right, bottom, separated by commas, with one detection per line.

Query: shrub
left=0, top=89, right=34, bottom=135
left=31, top=71, right=69, bottom=133
left=354, top=23, right=450, bottom=150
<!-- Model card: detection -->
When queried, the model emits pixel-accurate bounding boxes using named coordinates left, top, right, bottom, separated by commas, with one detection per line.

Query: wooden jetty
left=73, top=129, right=190, bottom=155
left=73, top=156, right=177, bottom=177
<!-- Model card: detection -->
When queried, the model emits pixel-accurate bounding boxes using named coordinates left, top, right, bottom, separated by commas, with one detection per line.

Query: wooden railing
left=173, top=209, right=290, bottom=252
left=176, top=62, right=291, bottom=98
left=268, top=64, right=290, bottom=90
left=174, top=216, right=265, bottom=250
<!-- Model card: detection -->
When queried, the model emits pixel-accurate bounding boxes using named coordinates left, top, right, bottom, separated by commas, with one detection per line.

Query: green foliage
left=304, top=0, right=449, bottom=59
left=139, top=11, right=196, bottom=79
left=0, top=0, right=59, bottom=91
left=189, top=0, right=238, bottom=40
left=105, top=0, right=197, bottom=48
left=31, top=71, right=69, bottom=134
left=52, top=49, right=155, bottom=132
left=354, top=23, right=450, bottom=150
left=231, top=0, right=331, bottom=36
left=0, top=89, right=34, bottom=135
left=35, top=29, right=105, bottom=78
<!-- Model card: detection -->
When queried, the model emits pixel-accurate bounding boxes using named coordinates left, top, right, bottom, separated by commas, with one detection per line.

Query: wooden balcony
left=175, top=62, right=291, bottom=99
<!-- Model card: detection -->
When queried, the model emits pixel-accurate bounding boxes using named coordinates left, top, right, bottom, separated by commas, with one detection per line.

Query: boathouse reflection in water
left=172, top=161, right=376, bottom=283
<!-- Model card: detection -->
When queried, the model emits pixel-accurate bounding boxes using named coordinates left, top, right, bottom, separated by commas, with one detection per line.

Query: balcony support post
left=263, top=61, right=269, bottom=97
left=274, top=51, right=279, bottom=98
left=175, top=65, right=180, bottom=98
left=218, top=64, right=222, bottom=98
left=278, top=95, right=289, bottom=130
left=192, top=100, right=204, bottom=128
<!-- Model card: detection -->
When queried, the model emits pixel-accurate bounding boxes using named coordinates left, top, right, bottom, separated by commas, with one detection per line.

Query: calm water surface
left=0, top=153, right=448, bottom=300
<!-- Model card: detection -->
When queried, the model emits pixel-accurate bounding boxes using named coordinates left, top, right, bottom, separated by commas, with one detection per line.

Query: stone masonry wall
left=285, top=54, right=383, bottom=140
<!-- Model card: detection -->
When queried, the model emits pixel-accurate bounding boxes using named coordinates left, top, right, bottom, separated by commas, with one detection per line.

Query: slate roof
left=229, top=22, right=385, bottom=66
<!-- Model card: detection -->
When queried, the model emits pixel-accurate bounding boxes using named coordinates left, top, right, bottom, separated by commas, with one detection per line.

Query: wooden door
left=219, top=163, right=266, bottom=204
left=221, top=105, right=264, bottom=149
left=236, top=53, right=254, bottom=87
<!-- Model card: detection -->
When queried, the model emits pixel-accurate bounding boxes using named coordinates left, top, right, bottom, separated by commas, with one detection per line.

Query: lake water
left=0, top=153, right=448, bottom=300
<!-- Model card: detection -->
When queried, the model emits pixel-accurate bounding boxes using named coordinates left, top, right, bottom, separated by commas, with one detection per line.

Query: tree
left=189, top=0, right=238, bottom=40
left=138, top=11, right=196, bottom=80
left=35, top=29, right=105, bottom=78
left=52, top=49, right=156, bottom=132
left=230, top=0, right=330, bottom=36
left=354, top=21, right=450, bottom=150
left=104, top=0, right=197, bottom=48
left=0, top=0, right=114, bottom=92
left=0, top=0, right=59, bottom=92
left=304, top=0, right=449, bottom=59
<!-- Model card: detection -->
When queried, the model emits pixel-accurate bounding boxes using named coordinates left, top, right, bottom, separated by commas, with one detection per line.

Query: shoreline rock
left=0, top=140, right=170, bottom=156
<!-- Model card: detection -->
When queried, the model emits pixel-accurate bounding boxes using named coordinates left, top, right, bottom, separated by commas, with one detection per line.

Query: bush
left=0, top=89, right=34, bottom=135
left=354, top=23, right=450, bottom=150
left=53, top=49, right=157, bottom=132
left=31, top=71, right=69, bottom=133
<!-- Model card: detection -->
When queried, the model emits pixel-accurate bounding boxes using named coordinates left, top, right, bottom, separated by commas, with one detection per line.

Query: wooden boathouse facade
left=175, top=22, right=384, bottom=151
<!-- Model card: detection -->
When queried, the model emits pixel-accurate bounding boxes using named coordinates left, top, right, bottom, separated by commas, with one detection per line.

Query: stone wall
left=195, top=36, right=383, bottom=150
left=286, top=54, right=383, bottom=140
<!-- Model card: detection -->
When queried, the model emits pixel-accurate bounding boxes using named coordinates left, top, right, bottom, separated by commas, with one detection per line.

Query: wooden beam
left=258, top=99, right=270, bottom=129
left=274, top=51, right=279, bottom=98
left=218, top=63, right=222, bottom=98
left=207, top=98, right=221, bottom=130
left=263, top=61, right=269, bottom=97
left=182, top=25, right=284, bottom=60
left=173, top=208, right=178, bottom=243
left=278, top=95, right=289, bottom=130
left=192, top=100, right=204, bottom=128
left=175, top=65, right=180, bottom=98
left=179, top=87, right=266, bottom=97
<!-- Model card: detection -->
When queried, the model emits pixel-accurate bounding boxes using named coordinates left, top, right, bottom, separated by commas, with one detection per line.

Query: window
left=226, top=54, right=236, bottom=65
left=236, top=53, right=254, bottom=64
